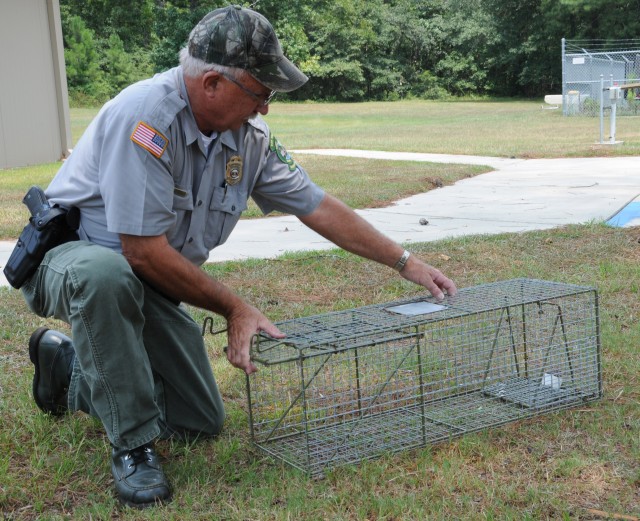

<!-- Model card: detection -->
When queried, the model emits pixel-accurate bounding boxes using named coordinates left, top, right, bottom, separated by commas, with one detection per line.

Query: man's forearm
left=298, top=194, right=457, bottom=299
left=298, top=194, right=405, bottom=268
left=119, top=233, right=244, bottom=317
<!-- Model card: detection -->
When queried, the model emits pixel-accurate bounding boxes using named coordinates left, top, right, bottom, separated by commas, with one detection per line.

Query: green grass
left=69, top=100, right=640, bottom=158
left=0, top=163, right=60, bottom=239
left=266, top=99, right=640, bottom=158
left=1, top=100, right=639, bottom=519
left=1, top=225, right=639, bottom=520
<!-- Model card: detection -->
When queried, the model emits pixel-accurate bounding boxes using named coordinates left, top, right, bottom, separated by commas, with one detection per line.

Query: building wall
left=0, top=0, right=71, bottom=169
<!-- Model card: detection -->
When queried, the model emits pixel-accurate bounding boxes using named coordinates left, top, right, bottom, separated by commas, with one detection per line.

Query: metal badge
left=225, top=155, right=243, bottom=185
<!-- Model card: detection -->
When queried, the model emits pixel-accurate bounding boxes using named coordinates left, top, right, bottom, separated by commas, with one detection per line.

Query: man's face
left=204, top=72, right=273, bottom=132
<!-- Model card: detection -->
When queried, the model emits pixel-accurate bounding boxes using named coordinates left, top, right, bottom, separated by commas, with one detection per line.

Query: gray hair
left=179, top=47, right=248, bottom=81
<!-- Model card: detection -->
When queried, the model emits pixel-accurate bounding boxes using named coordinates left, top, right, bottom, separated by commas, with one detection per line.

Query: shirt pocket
left=204, top=185, right=248, bottom=249
left=170, top=187, right=194, bottom=241
left=172, top=187, right=194, bottom=211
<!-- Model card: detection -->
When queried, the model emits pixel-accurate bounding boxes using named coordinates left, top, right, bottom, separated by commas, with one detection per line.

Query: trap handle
left=250, top=332, right=286, bottom=356
left=201, top=315, right=227, bottom=337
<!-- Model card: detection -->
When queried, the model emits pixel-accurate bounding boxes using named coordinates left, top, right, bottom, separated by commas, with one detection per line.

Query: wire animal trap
left=242, top=279, right=602, bottom=478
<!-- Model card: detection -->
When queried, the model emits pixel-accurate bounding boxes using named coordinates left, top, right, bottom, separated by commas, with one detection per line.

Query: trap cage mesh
left=243, top=279, right=601, bottom=477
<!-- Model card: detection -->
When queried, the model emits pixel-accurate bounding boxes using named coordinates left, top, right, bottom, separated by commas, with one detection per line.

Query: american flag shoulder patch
left=130, top=121, right=168, bottom=158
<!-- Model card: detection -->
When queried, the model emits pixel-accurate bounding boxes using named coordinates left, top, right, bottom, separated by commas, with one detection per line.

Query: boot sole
left=118, top=495, right=172, bottom=509
left=28, top=327, right=51, bottom=413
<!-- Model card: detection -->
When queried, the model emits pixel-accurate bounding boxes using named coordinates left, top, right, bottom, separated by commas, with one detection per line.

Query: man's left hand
left=398, top=255, right=457, bottom=300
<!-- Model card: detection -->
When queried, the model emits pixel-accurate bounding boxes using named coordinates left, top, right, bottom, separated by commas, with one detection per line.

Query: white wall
left=0, top=0, right=71, bottom=168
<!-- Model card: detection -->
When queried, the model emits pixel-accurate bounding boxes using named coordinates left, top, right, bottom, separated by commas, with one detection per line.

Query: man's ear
left=202, top=71, right=221, bottom=97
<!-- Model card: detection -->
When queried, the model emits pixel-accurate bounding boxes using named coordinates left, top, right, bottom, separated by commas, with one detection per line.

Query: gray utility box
left=244, top=279, right=602, bottom=478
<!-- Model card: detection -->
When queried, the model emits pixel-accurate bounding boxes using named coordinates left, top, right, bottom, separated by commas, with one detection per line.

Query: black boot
left=111, top=443, right=172, bottom=507
left=28, top=327, right=75, bottom=416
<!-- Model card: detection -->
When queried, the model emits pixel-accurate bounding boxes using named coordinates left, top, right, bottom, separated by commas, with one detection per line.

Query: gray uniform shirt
left=46, top=67, right=325, bottom=266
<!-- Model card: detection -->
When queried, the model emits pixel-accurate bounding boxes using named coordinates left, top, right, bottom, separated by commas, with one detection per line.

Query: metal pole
left=561, top=38, right=567, bottom=116
left=610, top=75, right=616, bottom=144
left=610, top=96, right=617, bottom=144
left=594, top=291, right=603, bottom=399
left=599, top=75, right=604, bottom=144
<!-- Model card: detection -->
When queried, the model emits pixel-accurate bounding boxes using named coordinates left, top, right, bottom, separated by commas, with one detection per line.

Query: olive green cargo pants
left=22, top=240, right=225, bottom=449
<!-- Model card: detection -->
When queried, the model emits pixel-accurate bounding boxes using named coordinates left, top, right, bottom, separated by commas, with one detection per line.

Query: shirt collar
left=219, top=131, right=237, bottom=152
left=178, top=68, right=238, bottom=152
left=178, top=70, right=200, bottom=148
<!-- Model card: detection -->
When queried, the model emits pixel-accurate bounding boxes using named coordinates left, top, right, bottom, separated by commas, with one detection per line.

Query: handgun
left=23, top=186, right=66, bottom=229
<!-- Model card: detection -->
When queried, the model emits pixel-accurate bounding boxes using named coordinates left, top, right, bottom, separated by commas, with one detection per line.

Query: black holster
left=3, top=187, right=79, bottom=289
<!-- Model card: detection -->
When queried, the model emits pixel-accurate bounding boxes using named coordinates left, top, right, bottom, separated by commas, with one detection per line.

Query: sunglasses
left=220, top=72, right=276, bottom=106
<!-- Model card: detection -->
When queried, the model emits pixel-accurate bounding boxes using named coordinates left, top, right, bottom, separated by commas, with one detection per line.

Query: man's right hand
left=120, top=233, right=284, bottom=374
left=225, top=303, right=285, bottom=374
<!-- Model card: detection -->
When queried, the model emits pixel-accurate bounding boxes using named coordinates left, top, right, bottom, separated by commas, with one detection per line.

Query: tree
left=64, top=16, right=102, bottom=91
left=152, top=1, right=224, bottom=72
left=58, top=0, right=640, bottom=103
left=558, top=0, right=640, bottom=39
left=60, top=0, right=155, bottom=51
left=481, top=0, right=551, bottom=96
left=424, top=0, right=496, bottom=96
left=102, top=34, right=138, bottom=96
left=302, top=0, right=398, bottom=101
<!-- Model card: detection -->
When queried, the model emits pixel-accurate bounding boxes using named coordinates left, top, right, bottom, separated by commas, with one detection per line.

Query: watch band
left=393, top=250, right=411, bottom=272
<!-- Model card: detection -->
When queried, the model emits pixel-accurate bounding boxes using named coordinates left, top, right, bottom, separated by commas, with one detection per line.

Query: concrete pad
left=209, top=153, right=640, bottom=262
left=2, top=151, right=639, bottom=287
left=292, top=149, right=525, bottom=170
left=0, top=241, right=14, bottom=288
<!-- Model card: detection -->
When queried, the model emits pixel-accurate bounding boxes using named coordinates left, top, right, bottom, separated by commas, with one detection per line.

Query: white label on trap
left=541, top=373, right=562, bottom=390
left=386, top=302, right=447, bottom=315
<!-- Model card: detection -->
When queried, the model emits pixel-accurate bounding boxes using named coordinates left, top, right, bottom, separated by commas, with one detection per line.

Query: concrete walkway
left=207, top=151, right=640, bottom=262
left=1, top=151, right=639, bottom=288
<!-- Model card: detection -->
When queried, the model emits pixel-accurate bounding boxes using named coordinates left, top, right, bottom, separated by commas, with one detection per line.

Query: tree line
left=60, top=0, right=640, bottom=105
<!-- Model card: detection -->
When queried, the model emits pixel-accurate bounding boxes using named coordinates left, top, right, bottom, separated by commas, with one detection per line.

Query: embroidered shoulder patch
left=269, top=134, right=297, bottom=172
left=130, top=121, right=168, bottom=158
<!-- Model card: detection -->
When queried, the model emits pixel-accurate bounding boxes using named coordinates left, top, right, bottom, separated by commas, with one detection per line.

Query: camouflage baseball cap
left=188, top=5, right=308, bottom=93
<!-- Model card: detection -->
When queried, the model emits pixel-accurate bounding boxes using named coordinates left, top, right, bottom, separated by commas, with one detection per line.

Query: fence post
left=561, top=38, right=567, bottom=116
left=599, top=75, right=604, bottom=144
left=610, top=91, right=617, bottom=144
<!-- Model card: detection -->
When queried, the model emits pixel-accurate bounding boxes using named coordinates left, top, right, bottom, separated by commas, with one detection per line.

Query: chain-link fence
left=562, top=38, right=640, bottom=116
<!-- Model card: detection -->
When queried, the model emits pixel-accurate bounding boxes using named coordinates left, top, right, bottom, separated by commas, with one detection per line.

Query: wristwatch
left=393, top=250, right=411, bottom=272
